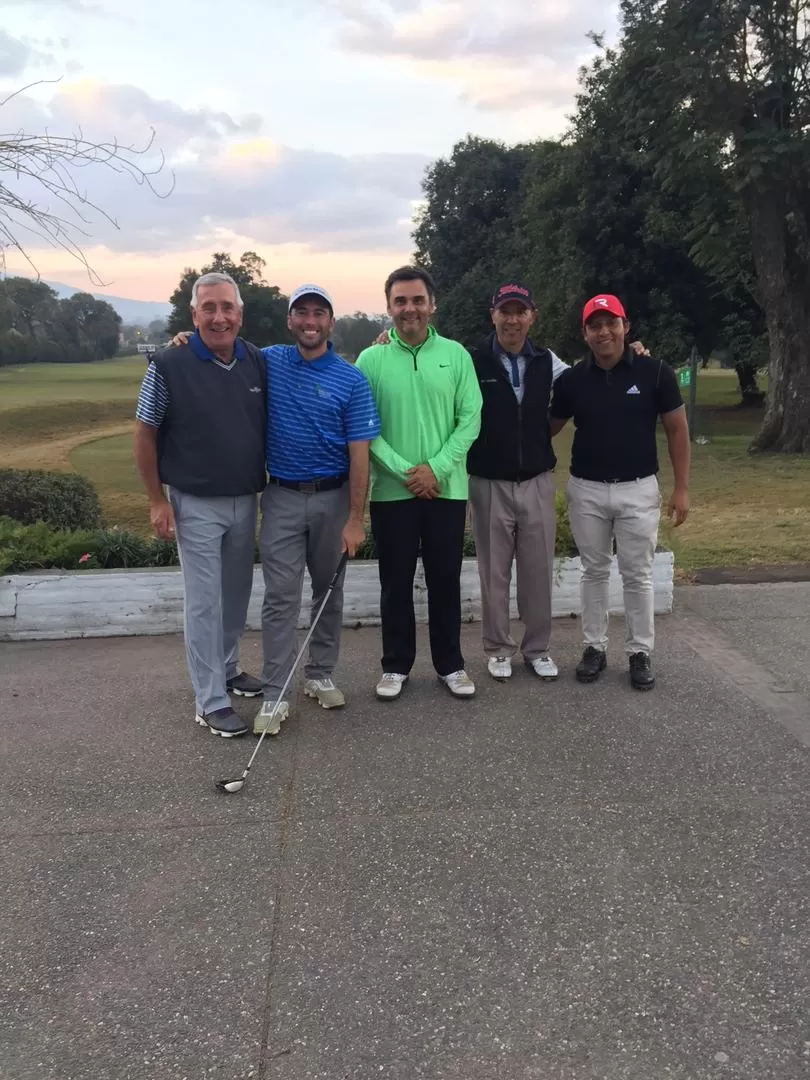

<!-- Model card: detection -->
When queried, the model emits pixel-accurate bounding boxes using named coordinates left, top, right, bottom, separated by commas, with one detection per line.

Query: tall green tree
left=612, top=0, right=810, bottom=451
left=0, top=277, right=121, bottom=365
left=60, top=293, right=122, bottom=362
left=413, top=135, right=537, bottom=343
left=167, top=251, right=290, bottom=345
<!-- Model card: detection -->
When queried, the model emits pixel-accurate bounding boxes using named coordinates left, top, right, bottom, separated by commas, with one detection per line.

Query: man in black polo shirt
left=550, top=294, right=690, bottom=690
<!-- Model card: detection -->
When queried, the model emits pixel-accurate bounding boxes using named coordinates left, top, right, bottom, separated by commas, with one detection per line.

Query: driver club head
left=215, top=778, right=245, bottom=794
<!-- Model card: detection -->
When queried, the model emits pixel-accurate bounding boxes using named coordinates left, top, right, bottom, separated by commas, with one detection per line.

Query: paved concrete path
left=2, top=584, right=809, bottom=1080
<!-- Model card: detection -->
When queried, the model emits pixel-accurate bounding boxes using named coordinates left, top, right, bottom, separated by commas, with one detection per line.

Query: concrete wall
left=0, top=554, right=674, bottom=641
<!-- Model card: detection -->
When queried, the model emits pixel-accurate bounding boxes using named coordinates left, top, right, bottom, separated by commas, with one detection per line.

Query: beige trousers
left=566, top=475, right=661, bottom=656
left=468, top=472, right=556, bottom=661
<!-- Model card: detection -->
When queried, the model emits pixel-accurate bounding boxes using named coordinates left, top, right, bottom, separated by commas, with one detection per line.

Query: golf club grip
left=332, top=549, right=349, bottom=584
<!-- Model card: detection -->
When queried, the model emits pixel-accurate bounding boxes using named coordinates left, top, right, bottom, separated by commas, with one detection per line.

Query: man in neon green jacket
left=356, top=266, right=483, bottom=701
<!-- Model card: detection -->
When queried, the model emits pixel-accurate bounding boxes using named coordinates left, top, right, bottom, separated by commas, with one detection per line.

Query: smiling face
left=191, top=282, right=242, bottom=355
left=491, top=300, right=536, bottom=352
left=583, top=312, right=629, bottom=364
left=386, top=277, right=435, bottom=344
left=287, top=296, right=334, bottom=357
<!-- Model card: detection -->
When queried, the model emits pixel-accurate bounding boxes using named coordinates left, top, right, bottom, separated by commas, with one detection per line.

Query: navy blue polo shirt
left=262, top=343, right=381, bottom=479
left=550, top=348, right=683, bottom=481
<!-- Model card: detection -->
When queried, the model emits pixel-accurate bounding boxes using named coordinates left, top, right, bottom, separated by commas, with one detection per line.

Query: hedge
left=0, top=492, right=577, bottom=574
left=0, top=469, right=103, bottom=531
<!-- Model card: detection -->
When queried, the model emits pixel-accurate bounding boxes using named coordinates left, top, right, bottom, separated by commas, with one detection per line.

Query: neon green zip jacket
left=356, top=325, right=483, bottom=502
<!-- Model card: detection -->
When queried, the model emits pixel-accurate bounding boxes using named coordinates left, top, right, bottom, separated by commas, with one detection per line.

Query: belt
left=267, top=474, right=347, bottom=494
left=572, top=473, right=654, bottom=484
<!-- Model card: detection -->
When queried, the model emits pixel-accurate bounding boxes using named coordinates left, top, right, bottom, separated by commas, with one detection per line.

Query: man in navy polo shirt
left=253, top=284, right=380, bottom=734
left=134, top=272, right=266, bottom=738
left=550, top=293, right=690, bottom=691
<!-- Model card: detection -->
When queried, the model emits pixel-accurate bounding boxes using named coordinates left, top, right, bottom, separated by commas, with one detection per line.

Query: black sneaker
left=226, top=672, right=262, bottom=697
left=576, top=646, right=607, bottom=683
left=195, top=707, right=250, bottom=737
left=628, top=652, right=655, bottom=691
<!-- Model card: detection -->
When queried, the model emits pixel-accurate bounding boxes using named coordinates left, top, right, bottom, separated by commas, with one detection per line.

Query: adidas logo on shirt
left=626, top=384, right=641, bottom=395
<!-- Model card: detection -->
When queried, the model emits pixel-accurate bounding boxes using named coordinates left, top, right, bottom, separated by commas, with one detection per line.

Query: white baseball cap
left=288, top=284, right=333, bottom=313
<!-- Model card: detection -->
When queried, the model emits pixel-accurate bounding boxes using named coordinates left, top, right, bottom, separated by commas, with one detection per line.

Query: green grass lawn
left=1, top=359, right=809, bottom=572
left=0, top=357, right=147, bottom=409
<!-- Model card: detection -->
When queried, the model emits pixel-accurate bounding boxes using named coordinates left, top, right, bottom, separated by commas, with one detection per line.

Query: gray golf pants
left=468, top=471, right=557, bottom=661
left=259, top=482, right=348, bottom=701
left=566, top=475, right=661, bottom=655
left=168, top=488, right=257, bottom=716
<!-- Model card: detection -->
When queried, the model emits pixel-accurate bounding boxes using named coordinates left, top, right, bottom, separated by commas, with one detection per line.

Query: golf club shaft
left=238, top=550, right=350, bottom=776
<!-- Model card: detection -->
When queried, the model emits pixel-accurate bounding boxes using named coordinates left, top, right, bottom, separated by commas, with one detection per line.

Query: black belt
left=571, top=473, right=654, bottom=484
left=267, top=474, right=347, bottom=493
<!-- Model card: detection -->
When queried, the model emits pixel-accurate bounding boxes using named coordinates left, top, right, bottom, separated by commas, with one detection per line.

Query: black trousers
left=370, top=497, right=467, bottom=677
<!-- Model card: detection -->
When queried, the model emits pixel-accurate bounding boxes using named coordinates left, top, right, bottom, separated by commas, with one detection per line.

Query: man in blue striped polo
left=254, top=285, right=380, bottom=734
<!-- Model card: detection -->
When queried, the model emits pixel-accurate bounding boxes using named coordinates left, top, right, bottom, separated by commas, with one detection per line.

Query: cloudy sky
left=0, top=0, right=617, bottom=314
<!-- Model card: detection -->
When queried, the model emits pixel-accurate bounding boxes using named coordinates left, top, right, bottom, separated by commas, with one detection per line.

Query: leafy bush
left=0, top=493, right=578, bottom=574
left=0, top=469, right=103, bottom=531
left=554, top=489, right=577, bottom=558
left=0, top=517, right=177, bottom=574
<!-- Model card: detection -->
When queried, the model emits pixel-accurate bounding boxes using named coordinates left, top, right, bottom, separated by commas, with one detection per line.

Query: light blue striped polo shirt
left=263, top=343, right=381, bottom=479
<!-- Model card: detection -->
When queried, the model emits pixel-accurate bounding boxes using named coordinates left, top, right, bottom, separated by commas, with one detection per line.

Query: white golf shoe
left=487, top=656, right=513, bottom=681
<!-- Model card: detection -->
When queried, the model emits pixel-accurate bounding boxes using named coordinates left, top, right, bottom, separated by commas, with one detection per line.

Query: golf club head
left=215, top=778, right=245, bottom=793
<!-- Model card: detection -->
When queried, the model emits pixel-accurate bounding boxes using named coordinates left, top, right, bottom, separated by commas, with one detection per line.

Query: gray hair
left=190, top=272, right=244, bottom=309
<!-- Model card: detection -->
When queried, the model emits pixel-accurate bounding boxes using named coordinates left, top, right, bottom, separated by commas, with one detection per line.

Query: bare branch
left=0, top=80, right=175, bottom=283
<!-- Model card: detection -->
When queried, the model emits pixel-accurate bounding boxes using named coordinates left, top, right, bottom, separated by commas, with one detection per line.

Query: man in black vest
left=133, top=272, right=266, bottom=737
left=467, top=283, right=569, bottom=682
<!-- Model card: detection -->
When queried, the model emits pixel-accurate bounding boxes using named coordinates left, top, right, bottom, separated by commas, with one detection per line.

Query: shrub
left=554, top=489, right=577, bottom=558
left=0, top=469, right=103, bottom=531
left=0, top=493, right=579, bottom=575
left=0, top=517, right=178, bottom=574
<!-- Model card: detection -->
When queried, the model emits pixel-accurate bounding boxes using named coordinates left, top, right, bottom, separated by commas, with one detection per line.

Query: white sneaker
left=441, top=669, right=476, bottom=697
left=304, top=678, right=345, bottom=709
left=527, top=654, right=559, bottom=680
left=376, top=673, right=408, bottom=700
left=253, top=699, right=289, bottom=736
left=487, top=656, right=512, bottom=681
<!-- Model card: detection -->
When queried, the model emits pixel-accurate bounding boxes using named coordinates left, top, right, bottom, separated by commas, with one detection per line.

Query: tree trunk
left=747, top=178, right=810, bottom=453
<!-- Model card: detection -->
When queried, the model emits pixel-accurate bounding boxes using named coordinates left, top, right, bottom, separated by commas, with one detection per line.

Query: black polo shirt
left=550, top=348, right=683, bottom=482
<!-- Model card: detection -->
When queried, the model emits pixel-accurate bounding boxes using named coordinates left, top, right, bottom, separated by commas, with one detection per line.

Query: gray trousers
left=259, top=482, right=348, bottom=700
left=468, top=472, right=557, bottom=661
left=168, top=488, right=257, bottom=716
left=567, top=475, right=660, bottom=655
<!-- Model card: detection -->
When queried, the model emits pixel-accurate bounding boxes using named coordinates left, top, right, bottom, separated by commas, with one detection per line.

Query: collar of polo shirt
left=489, top=330, right=537, bottom=360
left=189, top=329, right=247, bottom=363
left=293, top=340, right=338, bottom=366
left=586, top=344, right=634, bottom=369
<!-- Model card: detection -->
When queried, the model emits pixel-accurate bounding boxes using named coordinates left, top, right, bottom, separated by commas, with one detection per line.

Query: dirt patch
left=688, top=564, right=810, bottom=585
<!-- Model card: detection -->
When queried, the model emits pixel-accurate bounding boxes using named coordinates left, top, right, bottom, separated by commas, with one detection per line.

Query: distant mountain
left=43, top=279, right=171, bottom=327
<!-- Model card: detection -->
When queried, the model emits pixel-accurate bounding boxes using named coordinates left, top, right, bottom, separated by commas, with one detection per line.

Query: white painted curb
left=0, top=553, right=674, bottom=641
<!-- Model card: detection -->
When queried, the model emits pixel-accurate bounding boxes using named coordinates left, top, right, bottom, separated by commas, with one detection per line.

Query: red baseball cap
left=582, top=294, right=626, bottom=326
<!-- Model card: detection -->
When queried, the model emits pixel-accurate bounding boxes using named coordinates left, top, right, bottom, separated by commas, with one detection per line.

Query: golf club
left=215, top=549, right=349, bottom=794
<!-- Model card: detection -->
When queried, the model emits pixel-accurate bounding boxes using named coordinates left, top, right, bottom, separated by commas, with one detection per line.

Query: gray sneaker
left=304, top=678, right=346, bottom=709
left=253, top=699, right=290, bottom=736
